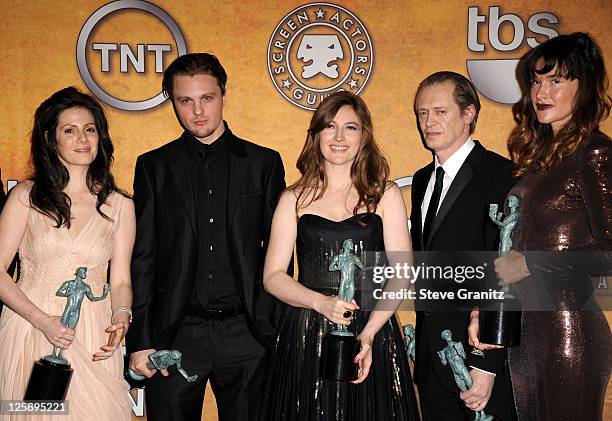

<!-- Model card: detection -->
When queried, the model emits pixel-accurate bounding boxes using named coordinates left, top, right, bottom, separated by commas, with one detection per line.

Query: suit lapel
left=425, top=141, right=485, bottom=249
left=412, top=163, right=433, bottom=250
left=169, top=134, right=197, bottom=235
left=226, top=132, right=248, bottom=230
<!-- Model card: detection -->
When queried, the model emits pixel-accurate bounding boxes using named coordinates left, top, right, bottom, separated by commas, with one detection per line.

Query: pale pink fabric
left=0, top=187, right=131, bottom=420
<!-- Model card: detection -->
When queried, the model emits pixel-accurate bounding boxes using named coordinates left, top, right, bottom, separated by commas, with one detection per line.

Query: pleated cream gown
left=0, top=187, right=131, bottom=420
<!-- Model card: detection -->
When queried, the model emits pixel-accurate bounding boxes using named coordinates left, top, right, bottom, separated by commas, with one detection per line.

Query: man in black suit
left=127, top=53, right=286, bottom=421
left=410, top=72, right=516, bottom=420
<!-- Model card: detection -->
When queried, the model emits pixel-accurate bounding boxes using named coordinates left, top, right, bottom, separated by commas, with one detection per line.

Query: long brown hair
left=29, top=87, right=128, bottom=228
left=508, top=32, right=611, bottom=176
left=291, top=91, right=389, bottom=215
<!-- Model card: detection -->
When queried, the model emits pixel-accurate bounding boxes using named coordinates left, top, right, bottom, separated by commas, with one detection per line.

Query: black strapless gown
left=261, top=213, right=419, bottom=421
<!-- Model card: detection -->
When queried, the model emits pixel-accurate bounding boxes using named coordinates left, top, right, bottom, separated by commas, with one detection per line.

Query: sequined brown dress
left=507, top=133, right=612, bottom=421
left=261, top=213, right=419, bottom=421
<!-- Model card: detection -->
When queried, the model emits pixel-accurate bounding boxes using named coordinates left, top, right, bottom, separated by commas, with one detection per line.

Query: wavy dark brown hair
left=291, top=91, right=389, bottom=215
left=29, top=87, right=128, bottom=228
left=508, top=32, right=611, bottom=176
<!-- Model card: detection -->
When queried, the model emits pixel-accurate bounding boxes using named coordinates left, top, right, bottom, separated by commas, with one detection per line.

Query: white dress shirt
left=420, top=138, right=476, bottom=230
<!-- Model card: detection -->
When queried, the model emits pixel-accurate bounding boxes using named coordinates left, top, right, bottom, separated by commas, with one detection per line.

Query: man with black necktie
left=410, top=71, right=517, bottom=420
left=127, top=53, right=287, bottom=421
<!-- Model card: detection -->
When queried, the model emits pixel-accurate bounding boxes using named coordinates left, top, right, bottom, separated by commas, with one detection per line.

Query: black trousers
left=418, top=363, right=517, bottom=421
left=145, top=313, right=267, bottom=421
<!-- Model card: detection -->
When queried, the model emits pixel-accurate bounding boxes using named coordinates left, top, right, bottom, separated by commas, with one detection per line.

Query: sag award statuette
left=127, top=349, right=198, bottom=383
left=24, top=267, right=109, bottom=400
left=438, top=330, right=493, bottom=421
left=320, top=239, right=363, bottom=381
left=478, top=195, right=522, bottom=346
left=403, top=324, right=416, bottom=362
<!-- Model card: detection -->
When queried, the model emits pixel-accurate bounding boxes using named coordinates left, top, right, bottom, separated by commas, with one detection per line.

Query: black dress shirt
left=185, top=130, right=239, bottom=308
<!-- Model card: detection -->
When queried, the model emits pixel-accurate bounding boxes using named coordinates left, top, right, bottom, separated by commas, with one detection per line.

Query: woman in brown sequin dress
left=471, top=32, right=611, bottom=420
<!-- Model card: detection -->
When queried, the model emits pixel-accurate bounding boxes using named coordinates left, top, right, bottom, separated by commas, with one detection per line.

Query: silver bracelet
left=111, top=306, right=132, bottom=324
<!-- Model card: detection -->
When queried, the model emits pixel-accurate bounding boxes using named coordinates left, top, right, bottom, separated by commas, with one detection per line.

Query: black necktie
left=198, top=145, right=216, bottom=169
left=422, top=166, right=445, bottom=246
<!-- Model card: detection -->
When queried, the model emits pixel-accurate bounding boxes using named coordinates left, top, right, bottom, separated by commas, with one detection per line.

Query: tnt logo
left=465, top=6, right=559, bottom=105
left=76, top=0, right=187, bottom=111
left=267, top=2, right=373, bottom=111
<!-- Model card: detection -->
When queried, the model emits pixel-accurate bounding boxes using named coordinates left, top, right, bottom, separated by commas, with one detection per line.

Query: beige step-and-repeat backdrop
left=0, top=1, right=610, bottom=419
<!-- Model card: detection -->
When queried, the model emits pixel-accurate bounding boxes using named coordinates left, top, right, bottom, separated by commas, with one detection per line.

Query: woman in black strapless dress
left=469, top=33, right=611, bottom=421
left=260, top=92, right=419, bottom=420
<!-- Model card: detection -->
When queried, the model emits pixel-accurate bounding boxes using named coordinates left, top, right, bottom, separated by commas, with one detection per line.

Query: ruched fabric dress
left=262, top=213, right=419, bottom=421
left=507, top=133, right=612, bottom=421
left=0, top=187, right=131, bottom=421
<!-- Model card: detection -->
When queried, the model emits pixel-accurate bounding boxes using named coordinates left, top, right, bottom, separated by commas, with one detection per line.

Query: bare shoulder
left=380, top=181, right=402, bottom=205
left=119, top=194, right=135, bottom=215
left=104, top=192, right=135, bottom=223
left=272, top=188, right=299, bottom=220
left=283, top=186, right=318, bottom=214
left=278, top=188, right=298, bottom=208
left=378, top=181, right=406, bottom=217
left=384, top=180, right=401, bottom=194
left=0, top=181, right=32, bottom=230
left=7, top=180, right=33, bottom=208
left=104, top=189, right=125, bottom=206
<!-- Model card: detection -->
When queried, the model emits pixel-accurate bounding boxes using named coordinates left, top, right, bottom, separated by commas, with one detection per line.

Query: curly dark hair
left=508, top=32, right=611, bottom=175
left=291, top=91, right=390, bottom=215
left=29, top=87, right=127, bottom=228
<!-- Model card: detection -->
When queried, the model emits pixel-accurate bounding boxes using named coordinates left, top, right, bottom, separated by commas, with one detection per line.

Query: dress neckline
left=298, top=212, right=381, bottom=224
left=65, top=212, right=98, bottom=241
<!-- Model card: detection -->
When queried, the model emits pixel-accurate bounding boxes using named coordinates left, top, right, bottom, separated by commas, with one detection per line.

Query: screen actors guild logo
left=268, top=3, right=373, bottom=111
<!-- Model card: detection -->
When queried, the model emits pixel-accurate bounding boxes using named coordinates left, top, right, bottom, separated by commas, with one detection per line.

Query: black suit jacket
left=410, top=141, right=515, bottom=390
left=126, top=127, right=286, bottom=354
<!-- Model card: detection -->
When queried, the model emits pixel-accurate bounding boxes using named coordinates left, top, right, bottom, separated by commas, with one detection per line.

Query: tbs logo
left=466, top=6, right=559, bottom=104
left=76, top=0, right=187, bottom=111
